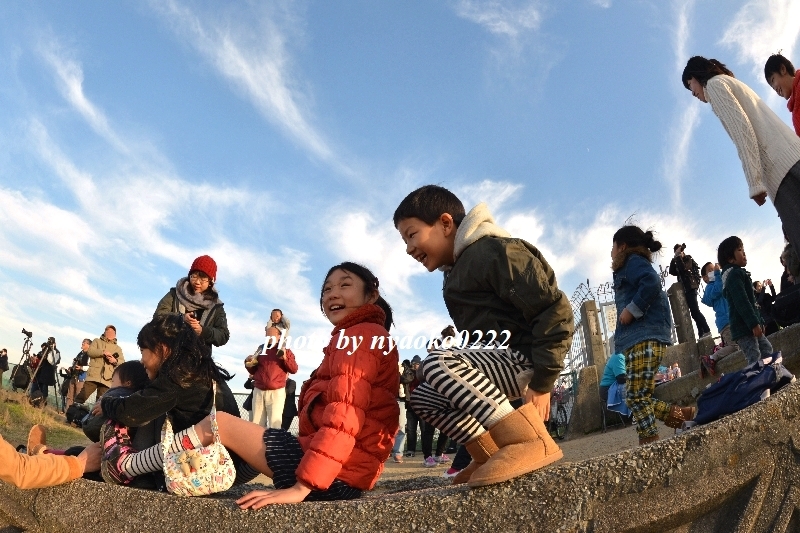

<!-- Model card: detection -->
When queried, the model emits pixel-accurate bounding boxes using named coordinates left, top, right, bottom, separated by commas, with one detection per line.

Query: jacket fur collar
left=453, top=203, right=511, bottom=261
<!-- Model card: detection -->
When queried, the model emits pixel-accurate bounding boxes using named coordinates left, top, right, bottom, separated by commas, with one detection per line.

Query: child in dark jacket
left=393, top=185, right=574, bottom=488
left=98, top=314, right=244, bottom=486
left=83, top=361, right=149, bottom=443
left=718, top=236, right=774, bottom=364
left=611, top=225, right=694, bottom=445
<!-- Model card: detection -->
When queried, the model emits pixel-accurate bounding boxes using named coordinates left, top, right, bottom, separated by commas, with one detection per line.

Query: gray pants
left=775, top=160, right=800, bottom=254
left=737, top=335, right=773, bottom=365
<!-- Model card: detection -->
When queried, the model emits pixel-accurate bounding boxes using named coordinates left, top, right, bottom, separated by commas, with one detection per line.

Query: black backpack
left=772, top=284, right=800, bottom=328
left=11, top=364, right=31, bottom=391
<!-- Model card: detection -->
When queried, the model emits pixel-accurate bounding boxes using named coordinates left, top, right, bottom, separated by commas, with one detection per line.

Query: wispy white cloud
left=454, top=0, right=544, bottom=40
left=662, top=0, right=698, bottom=208
left=150, top=0, right=346, bottom=173
left=591, top=0, right=612, bottom=8
left=39, top=41, right=128, bottom=154
left=720, top=0, right=800, bottom=82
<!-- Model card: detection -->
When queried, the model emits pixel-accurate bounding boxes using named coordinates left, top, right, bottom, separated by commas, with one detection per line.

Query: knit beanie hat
left=190, top=255, right=217, bottom=282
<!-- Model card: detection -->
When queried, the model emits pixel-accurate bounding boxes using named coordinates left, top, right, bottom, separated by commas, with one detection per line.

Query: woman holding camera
left=153, top=255, right=229, bottom=352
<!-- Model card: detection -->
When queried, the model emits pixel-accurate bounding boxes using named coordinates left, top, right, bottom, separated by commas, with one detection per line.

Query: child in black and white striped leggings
left=394, top=185, right=573, bottom=488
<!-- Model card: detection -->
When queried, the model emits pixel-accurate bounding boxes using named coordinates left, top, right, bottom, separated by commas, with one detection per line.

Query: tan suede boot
left=468, top=403, right=563, bottom=488
left=27, top=424, right=47, bottom=456
left=452, top=431, right=499, bottom=485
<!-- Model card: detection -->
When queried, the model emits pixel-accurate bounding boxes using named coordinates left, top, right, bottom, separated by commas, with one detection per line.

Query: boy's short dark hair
left=701, top=262, right=713, bottom=276
left=764, top=54, right=795, bottom=82
left=717, top=236, right=743, bottom=265
left=393, top=185, right=466, bottom=227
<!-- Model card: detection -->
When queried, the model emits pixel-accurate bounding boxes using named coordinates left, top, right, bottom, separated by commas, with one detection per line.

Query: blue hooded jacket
left=701, top=272, right=730, bottom=332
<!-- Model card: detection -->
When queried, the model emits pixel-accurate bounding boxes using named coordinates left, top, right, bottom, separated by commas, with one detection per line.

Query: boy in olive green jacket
left=393, top=185, right=573, bottom=488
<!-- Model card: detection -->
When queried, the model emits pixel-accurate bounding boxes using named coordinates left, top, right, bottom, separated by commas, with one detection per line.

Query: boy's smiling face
left=397, top=215, right=456, bottom=271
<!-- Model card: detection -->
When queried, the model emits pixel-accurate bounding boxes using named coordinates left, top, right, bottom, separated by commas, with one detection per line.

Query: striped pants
left=625, top=340, right=671, bottom=439
left=408, top=347, right=534, bottom=444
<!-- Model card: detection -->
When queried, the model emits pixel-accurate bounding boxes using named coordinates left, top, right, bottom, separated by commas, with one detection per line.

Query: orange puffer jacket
left=296, top=304, right=400, bottom=491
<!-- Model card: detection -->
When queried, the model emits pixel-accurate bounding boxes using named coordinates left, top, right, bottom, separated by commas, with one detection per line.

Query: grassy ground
left=0, top=388, right=91, bottom=450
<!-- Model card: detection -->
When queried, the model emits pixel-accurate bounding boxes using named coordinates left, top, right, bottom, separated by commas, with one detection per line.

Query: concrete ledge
left=5, top=372, right=800, bottom=531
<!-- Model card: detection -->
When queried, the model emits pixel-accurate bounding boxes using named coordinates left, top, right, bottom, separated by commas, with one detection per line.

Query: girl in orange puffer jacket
left=190, top=261, right=400, bottom=508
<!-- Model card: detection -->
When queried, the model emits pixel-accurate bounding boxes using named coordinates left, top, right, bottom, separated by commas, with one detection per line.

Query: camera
left=46, top=336, right=56, bottom=347
left=22, top=328, right=32, bottom=339
left=678, top=243, right=686, bottom=252
left=189, top=311, right=199, bottom=319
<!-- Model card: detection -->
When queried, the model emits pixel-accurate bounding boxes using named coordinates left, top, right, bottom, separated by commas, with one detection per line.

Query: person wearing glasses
left=154, top=255, right=230, bottom=352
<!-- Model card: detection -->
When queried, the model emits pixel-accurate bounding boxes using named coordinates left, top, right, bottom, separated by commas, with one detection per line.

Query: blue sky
left=1, top=0, right=798, bottom=391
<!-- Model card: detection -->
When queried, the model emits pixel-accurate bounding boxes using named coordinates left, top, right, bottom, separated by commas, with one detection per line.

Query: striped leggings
left=625, top=340, right=672, bottom=439
left=408, top=347, right=534, bottom=444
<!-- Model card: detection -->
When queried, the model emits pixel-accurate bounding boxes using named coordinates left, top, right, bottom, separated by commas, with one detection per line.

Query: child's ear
left=440, top=213, right=455, bottom=236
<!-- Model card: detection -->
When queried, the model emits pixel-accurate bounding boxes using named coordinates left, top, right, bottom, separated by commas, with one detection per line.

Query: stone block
left=663, top=341, right=699, bottom=375
left=564, top=364, right=601, bottom=438
left=667, top=282, right=696, bottom=344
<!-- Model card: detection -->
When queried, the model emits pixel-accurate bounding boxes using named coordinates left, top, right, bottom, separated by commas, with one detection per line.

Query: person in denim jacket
left=611, top=225, right=695, bottom=445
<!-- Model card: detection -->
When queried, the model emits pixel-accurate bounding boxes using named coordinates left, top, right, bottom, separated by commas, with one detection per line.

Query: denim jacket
left=613, top=251, right=673, bottom=354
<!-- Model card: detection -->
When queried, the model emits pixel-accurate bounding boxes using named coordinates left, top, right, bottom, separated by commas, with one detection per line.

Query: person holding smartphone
left=153, top=255, right=230, bottom=352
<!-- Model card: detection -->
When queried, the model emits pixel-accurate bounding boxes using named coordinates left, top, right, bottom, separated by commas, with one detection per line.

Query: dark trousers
left=75, top=381, right=109, bottom=404
left=406, top=406, right=422, bottom=453
left=452, top=444, right=472, bottom=470
left=685, top=289, right=710, bottom=336
left=421, top=423, right=448, bottom=459
left=30, top=381, right=49, bottom=400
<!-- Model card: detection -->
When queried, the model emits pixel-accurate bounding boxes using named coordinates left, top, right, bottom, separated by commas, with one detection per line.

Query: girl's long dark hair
left=682, top=56, right=734, bottom=89
left=320, top=261, right=394, bottom=330
left=137, top=314, right=231, bottom=388
left=612, top=225, right=662, bottom=253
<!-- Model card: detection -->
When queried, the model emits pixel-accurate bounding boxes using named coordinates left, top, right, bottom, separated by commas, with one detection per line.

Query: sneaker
left=435, top=454, right=451, bottom=464
left=442, top=467, right=460, bottom=478
left=100, top=421, right=136, bottom=485
left=700, top=331, right=712, bottom=339
left=404, top=451, right=415, bottom=458
left=423, top=456, right=437, bottom=468
left=392, top=453, right=403, bottom=463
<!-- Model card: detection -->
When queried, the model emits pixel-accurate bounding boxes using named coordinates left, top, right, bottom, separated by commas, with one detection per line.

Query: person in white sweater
left=682, top=56, right=800, bottom=253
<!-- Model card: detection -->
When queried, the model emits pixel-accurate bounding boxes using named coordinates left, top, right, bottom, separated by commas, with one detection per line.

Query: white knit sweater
left=706, top=75, right=800, bottom=200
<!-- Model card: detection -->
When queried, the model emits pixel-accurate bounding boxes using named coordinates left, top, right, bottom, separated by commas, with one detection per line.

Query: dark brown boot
left=664, top=405, right=696, bottom=429
left=452, top=431, right=499, bottom=485
left=468, top=403, right=563, bottom=488
left=638, top=434, right=660, bottom=446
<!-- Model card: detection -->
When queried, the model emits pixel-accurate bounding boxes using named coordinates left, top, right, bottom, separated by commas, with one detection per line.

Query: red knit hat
left=190, top=255, right=217, bottom=282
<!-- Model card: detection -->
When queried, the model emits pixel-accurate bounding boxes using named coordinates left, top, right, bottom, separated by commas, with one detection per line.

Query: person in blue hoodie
left=699, top=262, right=733, bottom=376
left=611, top=225, right=695, bottom=445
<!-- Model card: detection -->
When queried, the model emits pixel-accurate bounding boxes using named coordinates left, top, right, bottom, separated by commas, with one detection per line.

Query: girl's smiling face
left=140, top=344, right=169, bottom=379
left=321, top=269, right=379, bottom=326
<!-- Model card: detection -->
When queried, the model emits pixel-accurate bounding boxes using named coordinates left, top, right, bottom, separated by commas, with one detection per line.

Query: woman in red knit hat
left=153, top=255, right=229, bottom=351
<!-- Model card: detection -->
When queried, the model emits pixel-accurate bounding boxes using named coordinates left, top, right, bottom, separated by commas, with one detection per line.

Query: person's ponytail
left=645, top=231, right=663, bottom=253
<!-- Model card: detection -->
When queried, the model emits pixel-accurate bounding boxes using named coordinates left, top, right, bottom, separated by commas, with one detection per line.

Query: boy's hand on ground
left=618, top=308, right=634, bottom=325
left=752, top=192, right=767, bottom=206
left=236, top=482, right=312, bottom=509
left=78, top=443, right=102, bottom=473
left=525, top=390, right=551, bottom=421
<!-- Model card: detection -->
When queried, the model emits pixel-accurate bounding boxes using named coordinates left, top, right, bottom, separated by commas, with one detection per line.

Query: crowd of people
left=2, top=51, right=800, bottom=509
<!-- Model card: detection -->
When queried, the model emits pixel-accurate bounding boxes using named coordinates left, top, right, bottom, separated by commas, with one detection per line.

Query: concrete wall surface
left=5, top=369, right=800, bottom=531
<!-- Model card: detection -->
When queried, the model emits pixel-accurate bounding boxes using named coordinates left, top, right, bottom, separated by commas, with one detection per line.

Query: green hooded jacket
left=443, top=203, right=574, bottom=393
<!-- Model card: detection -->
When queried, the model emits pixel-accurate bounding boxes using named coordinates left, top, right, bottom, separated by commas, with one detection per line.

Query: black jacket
left=756, top=284, right=776, bottom=322
left=101, top=374, right=240, bottom=433
left=669, top=254, right=701, bottom=292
